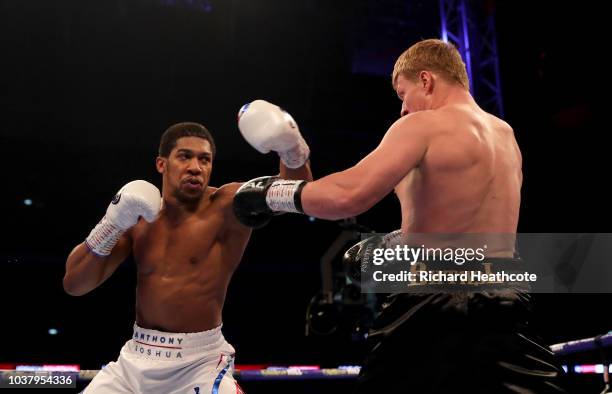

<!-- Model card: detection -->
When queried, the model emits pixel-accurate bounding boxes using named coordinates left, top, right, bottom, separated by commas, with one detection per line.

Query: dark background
left=0, top=0, right=608, bottom=392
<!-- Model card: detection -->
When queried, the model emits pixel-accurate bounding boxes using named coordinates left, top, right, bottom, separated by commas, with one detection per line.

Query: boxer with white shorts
left=64, top=113, right=312, bottom=393
left=84, top=324, right=238, bottom=394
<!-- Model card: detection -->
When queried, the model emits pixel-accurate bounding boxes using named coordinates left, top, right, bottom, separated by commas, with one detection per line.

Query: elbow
left=63, top=275, right=86, bottom=297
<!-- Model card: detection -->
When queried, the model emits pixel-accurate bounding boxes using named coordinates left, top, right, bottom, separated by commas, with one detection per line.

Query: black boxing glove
left=232, top=176, right=307, bottom=228
left=343, top=230, right=405, bottom=289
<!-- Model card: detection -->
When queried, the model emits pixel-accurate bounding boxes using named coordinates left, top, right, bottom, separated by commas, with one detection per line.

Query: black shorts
left=357, top=291, right=569, bottom=393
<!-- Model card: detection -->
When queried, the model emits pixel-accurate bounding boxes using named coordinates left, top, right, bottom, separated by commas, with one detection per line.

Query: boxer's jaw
left=395, top=73, right=433, bottom=116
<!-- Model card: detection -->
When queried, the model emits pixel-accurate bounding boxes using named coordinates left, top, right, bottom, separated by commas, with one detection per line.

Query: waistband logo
left=133, top=343, right=183, bottom=359
left=132, top=330, right=184, bottom=359
left=133, top=331, right=184, bottom=346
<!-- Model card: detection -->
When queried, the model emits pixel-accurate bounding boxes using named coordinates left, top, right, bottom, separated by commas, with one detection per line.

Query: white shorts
left=82, top=323, right=244, bottom=394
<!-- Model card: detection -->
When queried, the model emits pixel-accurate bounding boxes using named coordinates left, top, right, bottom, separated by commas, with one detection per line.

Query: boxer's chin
left=174, top=187, right=203, bottom=204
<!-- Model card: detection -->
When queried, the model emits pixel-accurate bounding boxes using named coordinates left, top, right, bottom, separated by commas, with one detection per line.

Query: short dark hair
left=158, top=122, right=216, bottom=158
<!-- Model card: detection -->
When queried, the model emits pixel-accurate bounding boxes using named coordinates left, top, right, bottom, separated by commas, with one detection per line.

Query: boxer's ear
left=419, top=71, right=434, bottom=93
left=155, top=156, right=166, bottom=174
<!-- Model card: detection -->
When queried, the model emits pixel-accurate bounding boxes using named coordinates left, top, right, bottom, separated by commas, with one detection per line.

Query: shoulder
left=484, top=111, right=514, bottom=135
left=212, top=183, right=252, bottom=235
left=384, top=110, right=443, bottom=142
left=211, top=183, right=243, bottom=202
left=210, top=182, right=244, bottom=217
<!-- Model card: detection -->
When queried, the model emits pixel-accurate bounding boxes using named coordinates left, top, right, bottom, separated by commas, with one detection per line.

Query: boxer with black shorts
left=234, top=39, right=568, bottom=392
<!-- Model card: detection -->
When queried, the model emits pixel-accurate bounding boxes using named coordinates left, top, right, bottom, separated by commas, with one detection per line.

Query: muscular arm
left=301, top=114, right=430, bottom=220
left=63, top=232, right=132, bottom=296
left=217, top=183, right=255, bottom=236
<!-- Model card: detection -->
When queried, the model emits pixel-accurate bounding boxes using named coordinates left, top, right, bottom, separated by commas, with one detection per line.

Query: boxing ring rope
left=551, top=333, right=612, bottom=356
left=552, top=332, right=612, bottom=394
left=1, top=334, right=610, bottom=386
left=0, top=366, right=361, bottom=383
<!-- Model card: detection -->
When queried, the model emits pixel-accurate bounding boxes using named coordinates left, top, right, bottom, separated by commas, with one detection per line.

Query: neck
left=161, top=188, right=208, bottom=222
left=430, top=85, right=475, bottom=110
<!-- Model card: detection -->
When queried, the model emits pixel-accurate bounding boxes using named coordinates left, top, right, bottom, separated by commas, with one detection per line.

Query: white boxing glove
left=85, top=180, right=162, bottom=256
left=237, top=99, right=310, bottom=168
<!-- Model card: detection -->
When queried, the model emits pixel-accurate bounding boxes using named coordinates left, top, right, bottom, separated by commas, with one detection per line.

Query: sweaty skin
left=131, top=184, right=250, bottom=332
left=395, top=104, right=522, bottom=233
left=65, top=136, right=312, bottom=332
left=300, top=74, right=522, bottom=253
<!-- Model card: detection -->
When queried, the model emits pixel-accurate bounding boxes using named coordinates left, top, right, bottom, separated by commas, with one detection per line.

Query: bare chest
left=131, top=214, right=224, bottom=275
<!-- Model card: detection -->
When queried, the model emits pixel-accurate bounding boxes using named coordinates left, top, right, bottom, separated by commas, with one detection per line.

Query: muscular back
left=130, top=184, right=251, bottom=332
left=396, top=104, right=522, bottom=241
